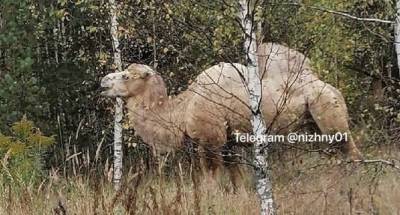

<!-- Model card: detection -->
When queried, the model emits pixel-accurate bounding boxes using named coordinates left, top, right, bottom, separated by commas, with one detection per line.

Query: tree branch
left=350, top=159, right=400, bottom=171
left=268, top=2, right=394, bottom=24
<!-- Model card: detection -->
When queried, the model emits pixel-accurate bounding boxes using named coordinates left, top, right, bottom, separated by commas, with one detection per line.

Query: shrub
left=0, top=116, right=54, bottom=185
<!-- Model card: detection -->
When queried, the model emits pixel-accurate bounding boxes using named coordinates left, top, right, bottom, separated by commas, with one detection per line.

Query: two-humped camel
left=100, top=43, right=362, bottom=190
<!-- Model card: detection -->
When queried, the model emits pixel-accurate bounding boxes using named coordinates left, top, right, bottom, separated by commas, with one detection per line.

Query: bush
left=0, top=116, right=54, bottom=185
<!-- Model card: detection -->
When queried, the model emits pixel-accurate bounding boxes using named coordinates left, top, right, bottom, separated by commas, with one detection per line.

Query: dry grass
left=0, top=170, right=259, bottom=214
left=273, top=144, right=400, bottom=214
left=274, top=159, right=400, bottom=214
left=1, top=146, right=400, bottom=215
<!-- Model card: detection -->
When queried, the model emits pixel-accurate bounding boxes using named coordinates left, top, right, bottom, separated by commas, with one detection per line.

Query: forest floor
left=1, top=144, right=400, bottom=215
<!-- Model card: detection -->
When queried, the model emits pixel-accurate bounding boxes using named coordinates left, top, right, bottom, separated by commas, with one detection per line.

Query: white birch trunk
left=239, top=0, right=275, bottom=214
left=395, top=0, right=400, bottom=77
left=109, top=0, right=123, bottom=190
left=53, top=25, right=59, bottom=65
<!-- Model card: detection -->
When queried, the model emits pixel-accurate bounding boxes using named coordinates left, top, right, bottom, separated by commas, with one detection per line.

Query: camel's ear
left=140, top=71, right=151, bottom=79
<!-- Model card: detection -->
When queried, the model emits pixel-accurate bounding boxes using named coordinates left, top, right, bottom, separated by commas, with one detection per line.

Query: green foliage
left=116, top=0, right=244, bottom=93
left=0, top=0, right=399, bottom=176
left=0, top=0, right=50, bottom=130
left=0, top=117, right=54, bottom=185
left=263, top=0, right=399, bottom=133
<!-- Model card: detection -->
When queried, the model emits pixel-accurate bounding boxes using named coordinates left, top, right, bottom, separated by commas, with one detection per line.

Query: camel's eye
left=122, top=74, right=129, bottom=80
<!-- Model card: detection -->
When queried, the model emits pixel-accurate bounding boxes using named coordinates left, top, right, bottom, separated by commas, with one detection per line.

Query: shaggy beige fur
left=100, top=43, right=362, bottom=189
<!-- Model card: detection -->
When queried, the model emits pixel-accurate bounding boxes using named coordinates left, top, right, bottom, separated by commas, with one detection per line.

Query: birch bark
left=108, top=0, right=123, bottom=190
left=395, top=0, right=400, bottom=77
left=238, top=0, right=275, bottom=214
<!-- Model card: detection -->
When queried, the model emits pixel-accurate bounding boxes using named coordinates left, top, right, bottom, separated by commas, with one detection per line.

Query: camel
left=100, top=43, right=362, bottom=190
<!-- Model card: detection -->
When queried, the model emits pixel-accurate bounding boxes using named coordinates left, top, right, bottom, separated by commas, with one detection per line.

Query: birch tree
left=108, top=0, right=124, bottom=190
left=395, top=0, right=400, bottom=76
left=238, top=0, right=275, bottom=214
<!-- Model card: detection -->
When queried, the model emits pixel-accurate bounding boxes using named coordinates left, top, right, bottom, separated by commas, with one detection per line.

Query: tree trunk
left=109, top=0, right=123, bottom=191
left=395, top=0, right=400, bottom=77
left=238, top=0, right=275, bottom=214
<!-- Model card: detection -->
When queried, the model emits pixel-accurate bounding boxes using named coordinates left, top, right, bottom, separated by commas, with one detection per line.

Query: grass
left=1, top=145, right=400, bottom=214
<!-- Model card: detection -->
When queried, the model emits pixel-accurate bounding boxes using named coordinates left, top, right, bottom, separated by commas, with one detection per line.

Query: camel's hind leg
left=307, top=84, right=362, bottom=160
left=203, top=146, right=224, bottom=179
left=222, top=144, right=244, bottom=193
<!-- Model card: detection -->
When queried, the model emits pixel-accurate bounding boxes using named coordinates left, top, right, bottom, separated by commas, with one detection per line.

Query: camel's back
left=183, top=63, right=251, bottom=144
left=192, top=42, right=319, bottom=91
left=185, top=62, right=303, bottom=134
left=191, top=63, right=249, bottom=89
left=184, top=43, right=334, bottom=140
left=258, top=43, right=318, bottom=82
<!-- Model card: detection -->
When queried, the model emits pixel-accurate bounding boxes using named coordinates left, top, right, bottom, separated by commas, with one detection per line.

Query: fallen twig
left=349, top=159, right=400, bottom=171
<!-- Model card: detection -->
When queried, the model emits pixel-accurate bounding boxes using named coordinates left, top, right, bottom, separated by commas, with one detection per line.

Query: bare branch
left=268, top=2, right=394, bottom=24
left=350, top=159, right=400, bottom=171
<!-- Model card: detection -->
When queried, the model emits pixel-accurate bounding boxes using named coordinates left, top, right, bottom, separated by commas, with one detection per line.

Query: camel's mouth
left=100, top=85, right=117, bottom=97
left=100, top=78, right=114, bottom=97
left=100, top=86, right=112, bottom=96
left=100, top=73, right=131, bottom=97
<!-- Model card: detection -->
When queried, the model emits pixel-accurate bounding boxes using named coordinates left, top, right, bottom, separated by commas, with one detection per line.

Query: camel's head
left=100, top=64, right=155, bottom=98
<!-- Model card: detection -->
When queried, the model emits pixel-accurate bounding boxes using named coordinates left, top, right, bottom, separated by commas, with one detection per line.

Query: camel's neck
left=129, top=74, right=168, bottom=109
left=123, top=78, right=189, bottom=153
left=125, top=92, right=186, bottom=128
left=125, top=94, right=168, bottom=122
left=124, top=77, right=170, bottom=128
left=125, top=92, right=167, bottom=110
